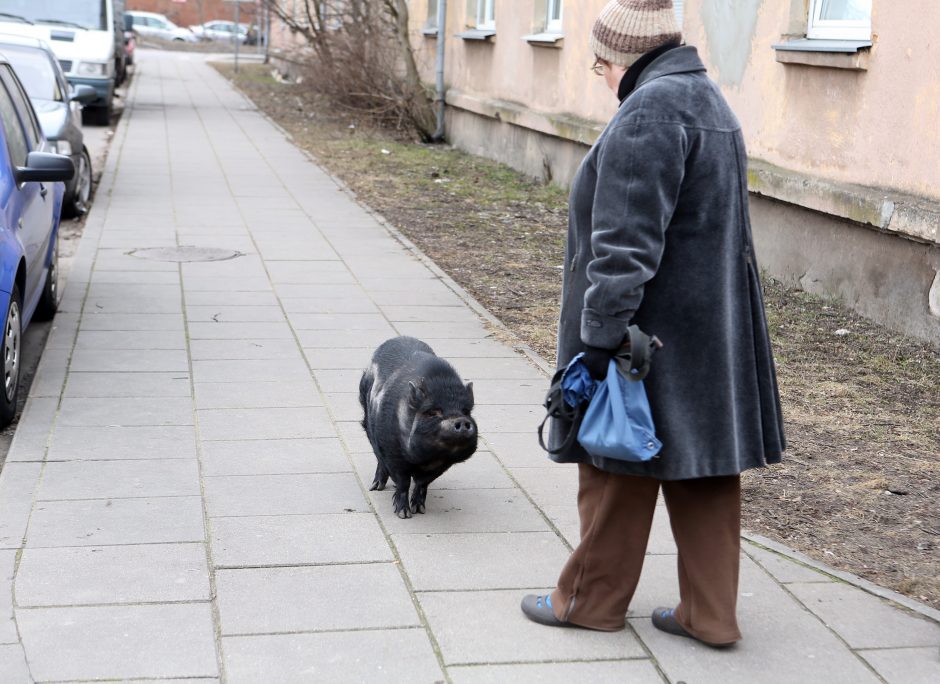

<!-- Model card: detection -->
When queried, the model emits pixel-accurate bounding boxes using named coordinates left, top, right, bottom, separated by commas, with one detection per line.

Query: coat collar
left=635, top=45, right=707, bottom=90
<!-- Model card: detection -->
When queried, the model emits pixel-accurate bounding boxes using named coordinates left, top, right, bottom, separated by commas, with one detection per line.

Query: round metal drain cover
left=129, top=246, right=243, bottom=263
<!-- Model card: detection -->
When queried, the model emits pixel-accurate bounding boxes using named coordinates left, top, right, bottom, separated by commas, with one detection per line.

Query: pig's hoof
left=396, top=506, right=412, bottom=519
left=413, top=503, right=426, bottom=514
left=369, top=480, right=386, bottom=491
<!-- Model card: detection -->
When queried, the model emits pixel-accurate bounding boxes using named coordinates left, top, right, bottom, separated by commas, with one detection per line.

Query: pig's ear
left=465, top=381, right=474, bottom=406
left=408, top=380, right=427, bottom=408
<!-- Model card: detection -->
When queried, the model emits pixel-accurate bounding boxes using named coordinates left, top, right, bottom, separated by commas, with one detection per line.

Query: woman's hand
left=581, top=345, right=615, bottom=380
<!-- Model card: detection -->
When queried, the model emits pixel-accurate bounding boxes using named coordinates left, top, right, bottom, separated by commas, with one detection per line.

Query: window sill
left=457, top=29, right=496, bottom=41
left=772, top=38, right=872, bottom=70
left=522, top=32, right=564, bottom=48
left=421, top=27, right=438, bottom=37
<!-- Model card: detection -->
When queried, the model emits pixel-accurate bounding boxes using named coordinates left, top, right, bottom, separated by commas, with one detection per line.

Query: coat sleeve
left=581, top=118, right=687, bottom=349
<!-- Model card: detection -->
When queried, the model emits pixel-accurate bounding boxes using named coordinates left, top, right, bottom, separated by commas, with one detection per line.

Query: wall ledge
left=444, top=92, right=938, bottom=245
left=748, top=160, right=940, bottom=246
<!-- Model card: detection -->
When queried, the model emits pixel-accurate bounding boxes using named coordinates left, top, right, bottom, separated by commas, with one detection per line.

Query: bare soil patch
left=217, top=63, right=940, bottom=609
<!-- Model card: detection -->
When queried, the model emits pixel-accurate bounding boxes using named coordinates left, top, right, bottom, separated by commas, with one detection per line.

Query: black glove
left=581, top=345, right=615, bottom=381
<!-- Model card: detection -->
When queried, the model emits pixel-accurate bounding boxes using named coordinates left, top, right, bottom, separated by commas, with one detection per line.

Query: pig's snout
left=443, top=417, right=476, bottom=440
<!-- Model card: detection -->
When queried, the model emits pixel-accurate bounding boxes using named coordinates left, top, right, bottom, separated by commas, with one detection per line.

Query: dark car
left=0, top=52, right=74, bottom=425
left=0, top=34, right=94, bottom=217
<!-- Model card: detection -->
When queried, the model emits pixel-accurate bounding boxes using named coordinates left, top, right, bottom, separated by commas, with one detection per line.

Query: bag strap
left=614, top=325, right=663, bottom=381
left=537, top=368, right=585, bottom=455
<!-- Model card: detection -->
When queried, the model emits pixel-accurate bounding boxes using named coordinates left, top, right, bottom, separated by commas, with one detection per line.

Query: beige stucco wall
left=410, top=0, right=940, bottom=203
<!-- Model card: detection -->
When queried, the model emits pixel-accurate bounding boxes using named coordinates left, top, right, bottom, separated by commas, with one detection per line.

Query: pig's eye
left=423, top=408, right=443, bottom=418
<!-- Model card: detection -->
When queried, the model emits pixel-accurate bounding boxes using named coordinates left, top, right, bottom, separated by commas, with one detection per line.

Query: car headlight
left=76, top=62, right=107, bottom=76
left=50, top=141, right=73, bottom=156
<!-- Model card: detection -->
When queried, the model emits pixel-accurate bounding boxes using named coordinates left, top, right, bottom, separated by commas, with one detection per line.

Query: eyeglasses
left=590, top=58, right=608, bottom=76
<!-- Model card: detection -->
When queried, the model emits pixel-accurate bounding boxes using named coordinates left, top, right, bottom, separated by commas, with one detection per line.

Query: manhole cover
left=128, top=246, right=243, bottom=263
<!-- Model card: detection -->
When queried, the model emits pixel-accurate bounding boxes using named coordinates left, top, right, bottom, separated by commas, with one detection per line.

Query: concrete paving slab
left=374, top=488, right=551, bottom=534
left=215, top=563, right=419, bottom=635
left=395, top=320, right=492, bottom=340
left=83, top=296, right=184, bottom=314
left=743, top=542, right=833, bottom=584
left=190, top=358, right=311, bottom=383
left=0, top=551, right=16, bottom=644
left=16, top=543, right=209, bottom=606
left=282, top=297, right=379, bottom=314
left=392, top=531, right=570, bottom=590
left=79, top=313, right=185, bottom=331
left=297, top=328, right=397, bottom=350
left=858, top=646, right=940, bottom=684
left=197, top=406, right=335, bottom=441
left=64, top=371, right=192, bottom=398
left=47, top=425, right=197, bottom=461
left=0, top=644, right=30, bottom=681
left=471, top=378, right=547, bottom=405
left=313, top=370, right=364, bottom=394
left=211, top=512, right=392, bottom=568
left=186, top=305, right=288, bottom=323
left=186, top=291, right=279, bottom=307
left=288, top=313, right=398, bottom=332
left=38, top=460, right=200, bottom=500
left=418, top=588, right=646, bottom=664
left=74, top=329, right=187, bottom=349
left=381, top=305, right=483, bottom=323
left=16, top=604, right=218, bottom=681
left=204, top=473, right=367, bottom=517
left=474, top=404, right=545, bottom=433
left=26, top=496, right=205, bottom=548
left=223, top=629, right=444, bottom=684
left=0, top=464, right=42, bottom=547
left=321, top=392, right=365, bottom=422
left=199, top=438, right=349, bottom=476
left=448, top=660, right=665, bottom=684
left=57, top=397, right=194, bottom=427
left=187, top=321, right=296, bottom=340
left=788, top=581, right=940, bottom=648
left=631, top=559, right=883, bottom=684
left=4, top=399, right=57, bottom=462
left=194, top=380, right=322, bottom=410
left=188, top=338, right=304, bottom=360
left=481, top=431, right=552, bottom=469
left=448, top=357, right=547, bottom=381
left=304, top=347, right=374, bottom=370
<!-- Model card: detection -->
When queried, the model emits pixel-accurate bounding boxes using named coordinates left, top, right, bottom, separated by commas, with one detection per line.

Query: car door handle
left=40, top=184, right=48, bottom=200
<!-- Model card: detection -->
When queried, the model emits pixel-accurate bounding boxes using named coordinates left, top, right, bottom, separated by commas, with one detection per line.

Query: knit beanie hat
left=590, top=0, right=682, bottom=67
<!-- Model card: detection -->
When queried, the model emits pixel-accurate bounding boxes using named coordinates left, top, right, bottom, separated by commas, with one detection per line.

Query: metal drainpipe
left=433, top=0, right=447, bottom=142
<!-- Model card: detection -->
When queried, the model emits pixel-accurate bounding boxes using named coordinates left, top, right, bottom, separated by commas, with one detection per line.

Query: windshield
left=2, top=44, right=59, bottom=101
left=0, top=0, right=107, bottom=31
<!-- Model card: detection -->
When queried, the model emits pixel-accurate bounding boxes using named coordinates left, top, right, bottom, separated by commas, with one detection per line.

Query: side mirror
left=16, top=152, right=75, bottom=184
left=70, top=84, right=97, bottom=105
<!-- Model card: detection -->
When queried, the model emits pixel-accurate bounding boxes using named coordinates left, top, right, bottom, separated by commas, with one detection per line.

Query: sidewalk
left=0, top=50, right=937, bottom=682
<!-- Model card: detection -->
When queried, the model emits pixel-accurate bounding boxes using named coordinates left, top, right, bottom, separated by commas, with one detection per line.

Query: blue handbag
left=537, top=325, right=662, bottom=462
left=577, top=358, right=662, bottom=462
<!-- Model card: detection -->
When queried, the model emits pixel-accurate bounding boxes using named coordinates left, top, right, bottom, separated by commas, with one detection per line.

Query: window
left=674, top=0, right=684, bottom=26
left=0, top=67, right=41, bottom=153
left=807, top=0, right=872, bottom=40
left=427, top=0, right=439, bottom=27
left=0, top=74, right=29, bottom=168
left=546, top=0, right=562, bottom=33
left=476, top=0, right=495, bottom=30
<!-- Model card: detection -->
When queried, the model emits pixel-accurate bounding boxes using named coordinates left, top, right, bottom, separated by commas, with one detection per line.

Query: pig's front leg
left=392, top=475, right=412, bottom=519
left=409, top=483, right=428, bottom=514
left=369, top=462, right=390, bottom=491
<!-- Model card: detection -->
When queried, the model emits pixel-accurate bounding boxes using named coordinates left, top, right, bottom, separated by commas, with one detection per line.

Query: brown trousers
left=549, top=464, right=743, bottom=645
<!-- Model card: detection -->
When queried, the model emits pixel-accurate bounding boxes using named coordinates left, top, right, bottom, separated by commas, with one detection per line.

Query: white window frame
left=427, top=0, right=439, bottom=28
left=476, top=0, right=495, bottom=30
left=673, top=0, right=684, bottom=27
left=807, top=0, right=872, bottom=41
left=545, top=0, right=563, bottom=34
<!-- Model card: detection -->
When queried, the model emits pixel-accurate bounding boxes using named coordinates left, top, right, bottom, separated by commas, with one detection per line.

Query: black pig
left=359, top=336, right=477, bottom=518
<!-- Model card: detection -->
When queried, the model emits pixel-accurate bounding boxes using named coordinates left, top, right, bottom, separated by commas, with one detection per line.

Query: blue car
left=0, top=52, right=74, bottom=426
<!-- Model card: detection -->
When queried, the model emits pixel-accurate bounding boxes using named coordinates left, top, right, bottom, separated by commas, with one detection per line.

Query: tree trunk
left=385, top=0, right=437, bottom=141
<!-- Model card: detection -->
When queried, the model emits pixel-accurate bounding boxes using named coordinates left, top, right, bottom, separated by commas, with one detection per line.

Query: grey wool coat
left=548, top=46, right=786, bottom=480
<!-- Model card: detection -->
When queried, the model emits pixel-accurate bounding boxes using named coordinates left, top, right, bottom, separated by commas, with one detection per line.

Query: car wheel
left=0, top=286, right=22, bottom=428
left=34, top=235, right=59, bottom=321
left=63, top=147, right=93, bottom=218
left=82, top=102, right=111, bottom=127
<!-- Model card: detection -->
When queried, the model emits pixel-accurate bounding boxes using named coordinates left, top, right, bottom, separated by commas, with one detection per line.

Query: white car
left=189, top=20, right=248, bottom=44
left=125, top=11, right=196, bottom=42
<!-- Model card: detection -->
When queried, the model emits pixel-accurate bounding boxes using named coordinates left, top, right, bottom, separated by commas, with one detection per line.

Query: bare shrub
left=268, top=0, right=436, bottom=140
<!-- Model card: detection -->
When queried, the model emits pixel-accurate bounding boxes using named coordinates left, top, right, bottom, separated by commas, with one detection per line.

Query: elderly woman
left=521, top=0, right=786, bottom=647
